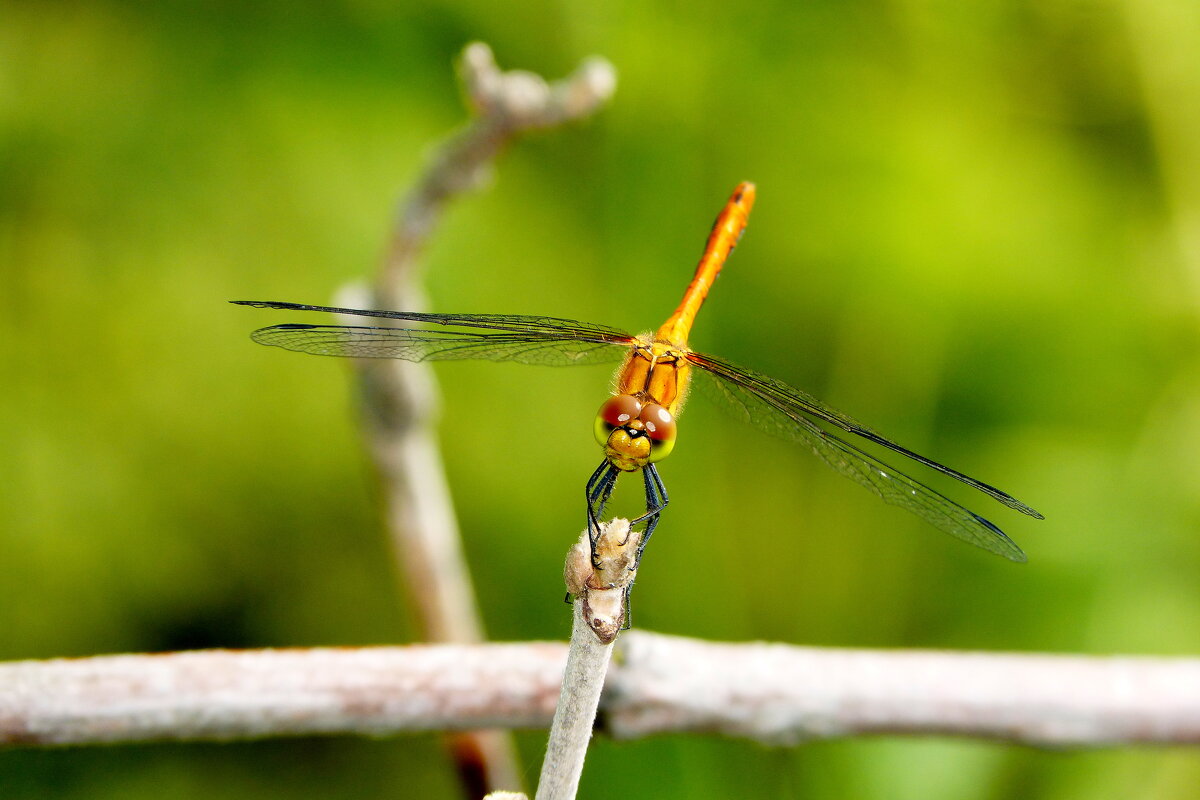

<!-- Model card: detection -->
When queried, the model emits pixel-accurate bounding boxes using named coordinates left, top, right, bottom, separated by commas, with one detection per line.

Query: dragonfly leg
left=632, top=464, right=669, bottom=564
left=621, top=584, right=634, bottom=631
left=618, top=467, right=669, bottom=631
left=585, top=459, right=620, bottom=561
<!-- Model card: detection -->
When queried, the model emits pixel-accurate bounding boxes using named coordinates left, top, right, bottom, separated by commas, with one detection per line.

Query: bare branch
left=606, top=633, right=1200, bottom=746
left=378, top=42, right=616, bottom=298
left=0, top=645, right=564, bottom=747
left=4, top=634, right=1197, bottom=749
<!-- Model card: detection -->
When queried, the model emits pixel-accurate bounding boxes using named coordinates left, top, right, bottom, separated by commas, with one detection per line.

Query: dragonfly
left=234, top=182, right=1042, bottom=564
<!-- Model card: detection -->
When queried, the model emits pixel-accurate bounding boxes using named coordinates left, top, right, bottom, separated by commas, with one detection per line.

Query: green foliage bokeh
left=3, top=0, right=1199, bottom=797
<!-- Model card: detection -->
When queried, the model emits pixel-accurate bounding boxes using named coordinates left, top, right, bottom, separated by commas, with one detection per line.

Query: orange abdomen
left=655, top=182, right=756, bottom=347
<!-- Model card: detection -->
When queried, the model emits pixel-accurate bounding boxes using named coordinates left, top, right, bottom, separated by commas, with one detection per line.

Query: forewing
left=249, top=324, right=631, bottom=367
left=234, top=300, right=635, bottom=366
left=688, top=350, right=1042, bottom=519
left=233, top=300, right=633, bottom=341
left=690, top=360, right=1029, bottom=561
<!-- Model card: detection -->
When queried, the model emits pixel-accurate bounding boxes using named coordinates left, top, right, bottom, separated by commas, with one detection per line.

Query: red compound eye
left=600, top=395, right=642, bottom=426
left=638, top=403, right=677, bottom=462
left=639, top=404, right=675, bottom=440
left=594, top=395, right=643, bottom=446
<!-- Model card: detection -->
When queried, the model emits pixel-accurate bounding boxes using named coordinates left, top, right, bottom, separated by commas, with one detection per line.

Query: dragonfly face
left=594, top=339, right=687, bottom=471
left=594, top=393, right=677, bottom=471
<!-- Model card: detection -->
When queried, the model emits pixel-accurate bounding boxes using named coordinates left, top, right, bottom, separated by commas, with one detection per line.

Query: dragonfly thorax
left=615, top=340, right=691, bottom=417
left=594, top=394, right=677, bottom=471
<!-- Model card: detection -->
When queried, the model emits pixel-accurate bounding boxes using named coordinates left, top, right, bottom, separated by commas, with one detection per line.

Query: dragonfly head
left=594, top=394, right=676, bottom=471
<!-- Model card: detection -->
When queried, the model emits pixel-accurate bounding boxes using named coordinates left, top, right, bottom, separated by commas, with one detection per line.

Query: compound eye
left=639, top=403, right=677, bottom=462
left=594, top=395, right=643, bottom=446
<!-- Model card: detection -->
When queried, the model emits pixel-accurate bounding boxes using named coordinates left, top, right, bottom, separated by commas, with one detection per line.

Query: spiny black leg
left=632, top=464, right=670, bottom=562
left=585, top=459, right=611, bottom=500
left=629, top=466, right=664, bottom=525
left=617, top=464, right=669, bottom=630
left=597, top=463, right=619, bottom=514
left=585, top=460, right=613, bottom=537
left=621, top=584, right=634, bottom=631
left=646, top=463, right=669, bottom=518
left=585, top=459, right=620, bottom=559
left=586, top=460, right=618, bottom=533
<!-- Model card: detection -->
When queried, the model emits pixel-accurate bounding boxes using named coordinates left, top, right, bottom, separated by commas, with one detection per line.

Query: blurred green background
left=4, top=0, right=1199, bottom=797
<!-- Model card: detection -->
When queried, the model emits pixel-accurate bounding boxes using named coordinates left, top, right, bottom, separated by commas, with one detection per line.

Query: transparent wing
left=233, top=301, right=635, bottom=366
left=248, top=324, right=632, bottom=366
left=689, top=356, right=1033, bottom=561
left=688, top=351, right=1042, bottom=519
left=232, top=300, right=634, bottom=340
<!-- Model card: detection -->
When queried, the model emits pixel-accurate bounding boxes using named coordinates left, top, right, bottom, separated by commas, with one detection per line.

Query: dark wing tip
left=1002, top=496, right=1045, bottom=520
left=970, top=511, right=1028, bottom=563
left=231, top=300, right=289, bottom=308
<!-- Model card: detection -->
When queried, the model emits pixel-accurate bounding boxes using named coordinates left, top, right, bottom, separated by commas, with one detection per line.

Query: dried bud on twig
left=564, top=519, right=641, bottom=644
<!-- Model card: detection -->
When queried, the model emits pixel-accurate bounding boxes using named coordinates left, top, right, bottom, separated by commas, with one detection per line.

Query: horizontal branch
left=605, top=633, right=1200, bottom=746
left=2, top=633, right=1197, bottom=749
left=0, top=645, right=566, bottom=746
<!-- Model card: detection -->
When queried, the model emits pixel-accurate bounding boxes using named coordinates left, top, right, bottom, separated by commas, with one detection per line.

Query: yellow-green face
left=594, top=394, right=677, bottom=471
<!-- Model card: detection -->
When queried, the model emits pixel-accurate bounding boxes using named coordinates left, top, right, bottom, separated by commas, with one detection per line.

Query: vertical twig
left=536, top=519, right=640, bottom=800
left=345, top=42, right=615, bottom=796
left=534, top=601, right=615, bottom=800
